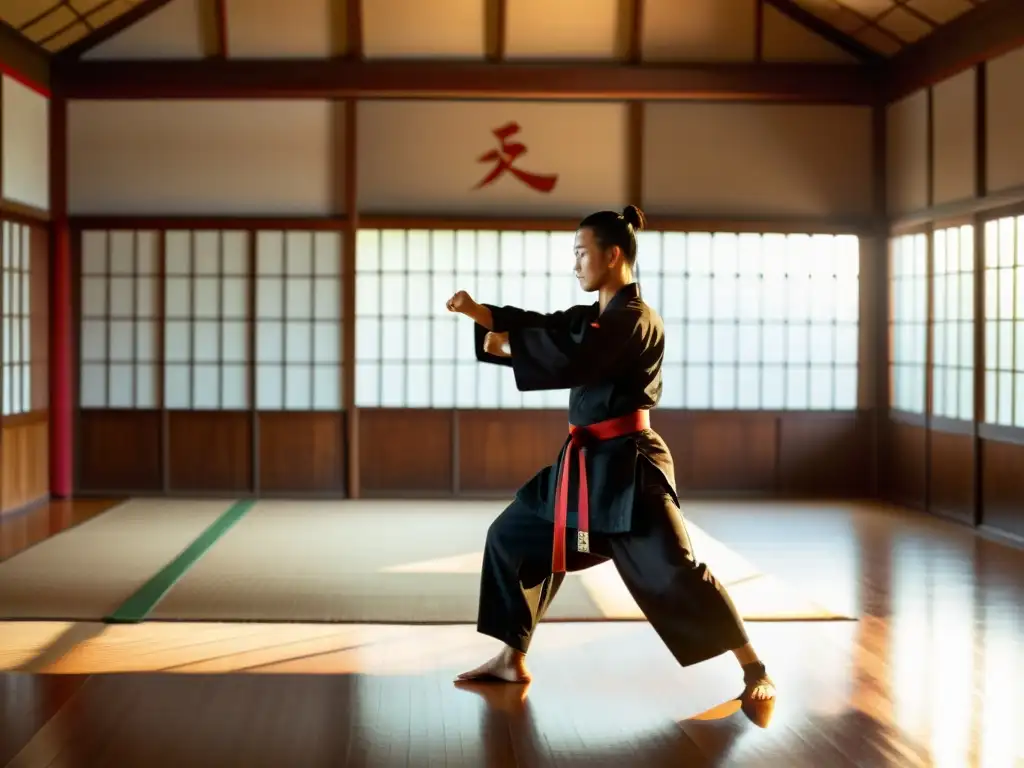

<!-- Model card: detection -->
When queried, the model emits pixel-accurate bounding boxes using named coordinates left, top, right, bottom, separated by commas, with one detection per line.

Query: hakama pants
left=475, top=486, right=750, bottom=668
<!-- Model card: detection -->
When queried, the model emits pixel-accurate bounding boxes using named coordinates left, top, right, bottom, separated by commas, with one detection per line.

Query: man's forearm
left=469, top=302, right=495, bottom=331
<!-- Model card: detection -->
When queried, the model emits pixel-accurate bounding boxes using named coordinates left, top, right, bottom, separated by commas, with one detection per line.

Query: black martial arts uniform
left=473, top=282, right=750, bottom=668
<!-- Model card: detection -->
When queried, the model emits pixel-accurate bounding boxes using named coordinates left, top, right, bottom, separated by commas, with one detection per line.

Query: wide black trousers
left=476, top=486, right=750, bottom=668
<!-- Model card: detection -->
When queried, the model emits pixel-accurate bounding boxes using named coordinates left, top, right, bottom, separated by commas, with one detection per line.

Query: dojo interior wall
left=883, top=44, right=1024, bottom=543
left=66, top=91, right=877, bottom=499
left=0, top=72, right=50, bottom=515
left=58, top=0, right=879, bottom=500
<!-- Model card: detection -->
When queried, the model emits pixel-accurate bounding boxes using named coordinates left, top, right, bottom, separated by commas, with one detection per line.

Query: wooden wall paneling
left=980, top=435, right=1024, bottom=541
left=882, top=418, right=928, bottom=509
left=923, top=112, right=987, bottom=535
left=457, top=409, right=565, bottom=494
left=72, top=224, right=356, bottom=497
left=881, top=59, right=1024, bottom=538
left=883, top=56, right=1024, bottom=539
left=258, top=412, right=345, bottom=494
left=253, top=229, right=346, bottom=495
left=0, top=414, right=49, bottom=512
left=358, top=409, right=452, bottom=494
left=653, top=411, right=777, bottom=494
left=355, top=409, right=874, bottom=499
left=924, top=56, right=980, bottom=528
left=78, top=410, right=162, bottom=491
left=75, top=229, right=162, bottom=493
left=776, top=411, right=871, bottom=497
left=884, top=219, right=931, bottom=513
left=163, top=228, right=253, bottom=494
left=975, top=203, right=1024, bottom=541
left=928, top=425, right=974, bottom=524
left=926, top=217, right=977, bottom=526
left=348, top=215, right=868, bottom=499
left=0, top=219, right=51, bottom=514
left=167, top=410, right=251, bottom=492
left=68, top=216, right=877, bottom=501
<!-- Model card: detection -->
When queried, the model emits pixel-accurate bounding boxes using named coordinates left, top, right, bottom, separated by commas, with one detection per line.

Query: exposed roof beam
left=0, top=20, right=50, bottom=92
left=56, top=0, right=177, bottom=61
left=619, top=0, right=643, bottom=64
left=484, top=0, right=506, bottom=62
left=197, top=0, right=226, bottom=58
left=762, top=0, right=884, bottom=65
left=886, top=0, right=1024, bottom=101
left=344, top=0, right=362, bottom=58
left=54, top=59, right=879, bottom=104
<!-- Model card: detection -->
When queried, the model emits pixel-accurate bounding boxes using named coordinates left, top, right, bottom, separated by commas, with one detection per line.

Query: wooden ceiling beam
left=197, top=0, right=227, bottom=58
left=53, top=58, right=879, bottom=104
left=886, top=0, right=1024, bottom=101
left=0, top=21, right=50, bottom=92
left=56, top=0, right=178, bottom=61
left=344, top=0, right=362, bottom=58
left=761, top=0, right=884, bottom=65
left=484, top=0, right=506, bottom=62
left=617, top=0, right=643, bottom=64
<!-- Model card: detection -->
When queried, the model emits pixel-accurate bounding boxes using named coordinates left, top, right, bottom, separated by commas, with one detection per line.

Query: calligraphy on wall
left=473, top=122, right=559, bottom=194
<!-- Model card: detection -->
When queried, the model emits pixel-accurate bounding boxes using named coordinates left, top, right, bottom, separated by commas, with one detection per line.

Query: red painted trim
left=0, top=61, right=51, bottom=99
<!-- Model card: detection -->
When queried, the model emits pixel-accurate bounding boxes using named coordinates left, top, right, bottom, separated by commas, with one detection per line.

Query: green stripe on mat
left=105, top=499, right=256, bottom=624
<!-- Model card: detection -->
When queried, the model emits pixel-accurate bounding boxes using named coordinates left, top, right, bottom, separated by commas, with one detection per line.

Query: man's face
left=574, top=227, right=617, bottom=293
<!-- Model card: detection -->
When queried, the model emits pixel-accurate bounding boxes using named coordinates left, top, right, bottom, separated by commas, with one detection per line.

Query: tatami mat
left=0, top=499, right=238, bottom=620
left=149, top=500, right=854, bottom=623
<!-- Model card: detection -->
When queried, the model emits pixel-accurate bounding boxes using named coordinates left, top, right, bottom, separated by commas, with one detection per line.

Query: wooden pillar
left=342, top=100, right=358, bottom=498
left=49, top=92, right=73, bottom=498
left=871, top=102, right=888, bottom=497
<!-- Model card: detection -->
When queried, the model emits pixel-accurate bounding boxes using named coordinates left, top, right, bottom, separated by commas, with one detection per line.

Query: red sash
left=552, top=409, right=650, bottom=573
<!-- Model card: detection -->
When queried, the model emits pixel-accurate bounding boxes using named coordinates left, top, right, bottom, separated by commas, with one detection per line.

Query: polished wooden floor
left=1, top=498, right=1022, bottom=767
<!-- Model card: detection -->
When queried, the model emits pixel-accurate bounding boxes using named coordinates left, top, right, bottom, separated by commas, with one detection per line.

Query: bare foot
left=455, top=646, right=531, bottom=683
left=745, top=679, right=775, bottom=701
left=740, top=676, right=776, bottom=728
left=452, top=679, right=531, bottom=714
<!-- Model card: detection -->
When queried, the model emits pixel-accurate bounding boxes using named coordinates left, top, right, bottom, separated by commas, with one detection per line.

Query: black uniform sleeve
left=507, top=308, right=645, bottom=391
left=473, top=303, right=574, bottom=368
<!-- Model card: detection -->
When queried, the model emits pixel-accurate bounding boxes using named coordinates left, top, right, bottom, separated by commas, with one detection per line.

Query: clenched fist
left=446, top=289, right=493, bottom=331
left=483, top=331, right=510, bottom=358
left=446, top=290, right=476, bottom=314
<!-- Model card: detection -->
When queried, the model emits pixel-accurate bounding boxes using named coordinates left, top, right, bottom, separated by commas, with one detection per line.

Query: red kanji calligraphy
left=472, top=121, right=559, bottom=193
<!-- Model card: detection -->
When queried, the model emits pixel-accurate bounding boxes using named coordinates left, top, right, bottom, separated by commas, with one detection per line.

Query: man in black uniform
left=446, top=206, right=775, bottom=724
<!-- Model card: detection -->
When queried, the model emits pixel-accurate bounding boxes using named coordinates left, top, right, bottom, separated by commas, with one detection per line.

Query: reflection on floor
left=0, top=498, right=1021, bottom=766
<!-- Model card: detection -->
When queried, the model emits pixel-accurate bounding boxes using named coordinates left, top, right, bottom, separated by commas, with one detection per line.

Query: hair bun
left=622, top=205, right=646, bottom=232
